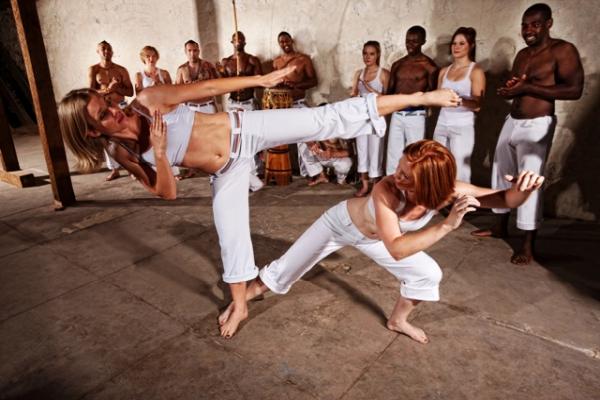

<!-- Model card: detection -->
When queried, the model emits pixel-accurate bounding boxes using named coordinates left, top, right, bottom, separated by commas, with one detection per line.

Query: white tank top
left=358, top=67, right=383, bottom=96
left=140, top=69, right=166, bottom=88
left=438, top=62, right=475, bottom=125
left=366, top=193, right=437, bottom=233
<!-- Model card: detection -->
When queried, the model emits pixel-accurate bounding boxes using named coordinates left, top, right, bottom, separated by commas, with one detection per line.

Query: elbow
left=391, top=251, right=406, bottom=262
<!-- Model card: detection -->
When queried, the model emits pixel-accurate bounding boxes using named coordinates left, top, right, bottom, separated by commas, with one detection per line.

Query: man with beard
left=386, top=26, right=438, bottom=176
left=88, top=40, right=133, bottom=180
left=472, top=3, right=584, bottom=265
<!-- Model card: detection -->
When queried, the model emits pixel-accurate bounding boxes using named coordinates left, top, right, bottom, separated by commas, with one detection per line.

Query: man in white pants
left=472, top=3, right=583, bottom=265
left=217, top=31, right=265, bottom=190
left=273, top=31, right=318, bottom=180
left=299, top=140, right=353, bottom=186
left=386, top=25, right=438, bottom=175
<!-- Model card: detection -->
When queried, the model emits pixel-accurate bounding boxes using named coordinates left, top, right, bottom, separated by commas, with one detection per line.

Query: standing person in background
left=175, top=40, right=219, bottom=179
left=88, top=40, right=134, bottom=181
left=350, top=40, right=390, bottom=197
left=217, top=31, right=265, bottom=191
left=134, top=46, right=172, bottom=94
left=386, top=26, right=438, bottom=177
left=433, top=27, right=486, bottom=183
left=472, top=3, right=583, bottom=265
left=273, top=31, right=319, bottom=182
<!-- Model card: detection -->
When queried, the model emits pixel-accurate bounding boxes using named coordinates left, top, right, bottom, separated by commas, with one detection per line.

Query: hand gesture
left=108, top=76, right=121, bottom=90
left=443, top=194, right=480, bottom=230
left=150, top=110, right=167, bottom=156
left=423, top=88, right=461, bottom=108
left=258, top=66, right=297, bottom=88
left=506, top=170, right=544, bottom=193
left=498, top=74, right=527, bottom=97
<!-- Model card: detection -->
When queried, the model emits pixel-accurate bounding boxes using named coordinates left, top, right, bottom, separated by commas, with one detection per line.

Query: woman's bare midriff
left=347, top=197, right=380, bottom=239
left=181, top=112, right=231, bottom=173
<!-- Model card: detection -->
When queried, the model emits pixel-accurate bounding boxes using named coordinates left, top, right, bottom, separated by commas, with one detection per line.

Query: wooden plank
left=0, top=95, right=20, bottom=171
left=11, top=0, right=75, bottom=209
left=0, top=169, right=35, bottom=188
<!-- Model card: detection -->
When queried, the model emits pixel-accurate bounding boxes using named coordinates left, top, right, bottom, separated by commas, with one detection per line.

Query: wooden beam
left=0, top=95, right=20, bottom=171
left=11, top=0, right=75, bottom=209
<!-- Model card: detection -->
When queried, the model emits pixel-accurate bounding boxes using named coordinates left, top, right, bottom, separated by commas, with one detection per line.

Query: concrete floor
left=1, top=128, right=599, bottom=399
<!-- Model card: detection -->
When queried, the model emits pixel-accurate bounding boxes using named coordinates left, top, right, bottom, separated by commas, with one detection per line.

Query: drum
left=262, top=88, right=293, bottom=185
left=262, top=88, right=293, bottom=109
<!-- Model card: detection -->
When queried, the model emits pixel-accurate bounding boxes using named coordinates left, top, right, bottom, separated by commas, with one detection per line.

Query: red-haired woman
left=220, top=140, right=544, bottom=343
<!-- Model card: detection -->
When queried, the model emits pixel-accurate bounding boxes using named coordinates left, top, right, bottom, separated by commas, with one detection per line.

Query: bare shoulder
left=176, top=62, right=188, bottom=71
left=550, top=39, right=579, bottom=56
left=113, top=63, right=129, bottom=74
left=381, top=68, right=391, bottom=78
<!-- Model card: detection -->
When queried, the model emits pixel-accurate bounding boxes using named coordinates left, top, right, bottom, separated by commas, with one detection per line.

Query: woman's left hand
left=257, top=66, right=297, bottom=88
left=505, top=171, right=545, bottom=192
left=150, top=110, right=167, bottom=156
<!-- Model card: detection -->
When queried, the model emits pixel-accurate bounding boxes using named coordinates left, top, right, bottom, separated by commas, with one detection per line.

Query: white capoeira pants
left=491, top=115, right=556, bottom=231
left=259, top=201, right=442, bottom=301
left=433, top=114, right=475, bottom=183
left=300, top=150, right=353, bottom=183
left=226, top=97, right=257, bottom=112
left=386, top=110, right=426, bottom=175
left=356, top=133, right=383, bottom=178
left=186, top=100, right=218, bottom=114
left=291, top=99, right=312, bottom=177
left=211, top=94, right=386, bottom=283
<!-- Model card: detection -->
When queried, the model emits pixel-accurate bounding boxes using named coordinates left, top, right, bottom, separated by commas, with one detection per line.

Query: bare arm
left=387, top=61, right=398, bottom=95
left=134, top=72, right=144, bottom=94
left=462, top=66, right=485, bottom=111
left=427, top=60, right=439, bottom=92
left=163, top=70, right=172, bottom=85
left=350, top=69, right=361, bottom=97
left=499, top=43, right=584, bottom=100
left=175, top=66, right=184, bottom=85
left=88, top=66, right=98, bottom=89
left=372, top=177, right=471, bottom=260
left=115, top=67, right=134, bottom=97
left=381, top=68, right=390, bottom=94
left=453, top=171, right=544, bottom=209
left=436, top=67, right=446, bottom=90
left=138, top=66, right=295, bottom=109
left=251, top=56, right=263, bottom=75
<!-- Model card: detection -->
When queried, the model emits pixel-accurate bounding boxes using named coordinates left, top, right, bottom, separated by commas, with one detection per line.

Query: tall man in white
left=472, top=3, right=584, bottom=265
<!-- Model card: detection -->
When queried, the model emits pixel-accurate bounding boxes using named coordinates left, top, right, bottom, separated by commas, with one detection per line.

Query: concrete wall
left=35, top=0, right=599, bottom=221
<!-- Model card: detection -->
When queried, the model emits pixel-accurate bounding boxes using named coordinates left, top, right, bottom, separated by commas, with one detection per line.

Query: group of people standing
left=59, top=2, right=582, bottom=340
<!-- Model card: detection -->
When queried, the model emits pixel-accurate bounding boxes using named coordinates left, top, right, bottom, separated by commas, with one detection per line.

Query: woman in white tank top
left=350, top=41, right=390, bottom=197
left=134, top=46, right=172, bottom=94
left=433, top=27, right=485, bottom=183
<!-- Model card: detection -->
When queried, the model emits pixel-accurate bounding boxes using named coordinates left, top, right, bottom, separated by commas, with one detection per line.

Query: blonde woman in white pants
left=433, top=27, right=485, bottom=183
left=220, top=140, right=544, bottom=343
left=350, top=41, right=390, bottom=196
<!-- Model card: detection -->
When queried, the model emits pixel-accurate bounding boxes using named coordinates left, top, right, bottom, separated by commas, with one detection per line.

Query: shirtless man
left=175, top=40, right=219, bottom=180
left=217, top=31, right=263, bottom=111
left=472, top=3, right=584, bottom=265
left=88, top=41, right=133, bottom=180
left=386, top=26, right=438, bottom=175
left=273, top=31, right=318, bottom=180
left=175, top=40, right=218, bottom=113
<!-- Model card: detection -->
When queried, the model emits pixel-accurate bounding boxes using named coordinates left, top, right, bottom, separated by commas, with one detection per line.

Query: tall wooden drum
left=262, top=88, right=293, bottom=186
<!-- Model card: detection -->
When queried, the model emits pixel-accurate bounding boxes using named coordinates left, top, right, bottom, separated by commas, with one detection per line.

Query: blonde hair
left=139, top=45, right=159, bottom=63
left=58, top=88, right=106, bottom=172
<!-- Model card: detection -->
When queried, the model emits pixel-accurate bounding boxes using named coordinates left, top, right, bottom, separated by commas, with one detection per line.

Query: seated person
left=302, top=139, right=353, bottom=186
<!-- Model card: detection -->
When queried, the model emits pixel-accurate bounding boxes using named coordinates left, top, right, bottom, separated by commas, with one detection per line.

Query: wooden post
left=0, top=95, right=20, bottom=171
left=11, top=0, right=75, bottom=208
left=0, top=87, right=35, bottom=187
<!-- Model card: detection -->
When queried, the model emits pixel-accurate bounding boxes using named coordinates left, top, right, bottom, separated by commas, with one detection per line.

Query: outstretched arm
left=137, top=66, right=295, bottom=108
left=372, top=177, right=478, bottom=260
left=454, top=171, right=544, bottom=209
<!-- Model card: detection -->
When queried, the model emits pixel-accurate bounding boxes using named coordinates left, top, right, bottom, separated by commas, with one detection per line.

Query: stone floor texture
left=1, top=129, right=599, bottom=399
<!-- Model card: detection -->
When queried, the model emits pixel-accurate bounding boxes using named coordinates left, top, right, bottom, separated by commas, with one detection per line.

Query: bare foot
left=471, top=225, right=507, bottom=238
left=511, top=248, right=534, bottom=265
left=354, top=182, right=369, bottom=197
left=218, top=302, right=234, bottom=326
left=175, top=169, right=197, bottom=181
left=308, top=174, right=328, bottom=187
left=387, top=319, right=429, bottom=344
left=220, top=304, right=248, bottom=338
left=105, top=169, right=120, bottom=181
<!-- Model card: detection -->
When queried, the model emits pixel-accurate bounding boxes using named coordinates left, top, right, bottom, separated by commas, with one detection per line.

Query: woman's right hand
left=443, top=194, right=480, bottom=230
left=150, top=110, right=167, bottom=156
left=257, top=66, right=297, bottom=88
